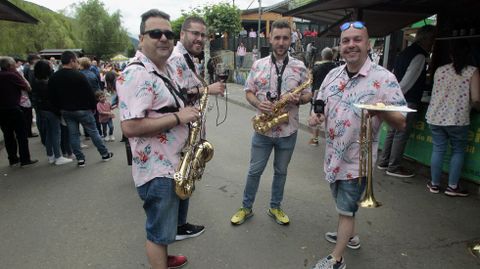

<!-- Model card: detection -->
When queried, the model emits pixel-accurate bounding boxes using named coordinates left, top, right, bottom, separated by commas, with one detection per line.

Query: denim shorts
left=330, top=177, right=366, bottom=217
left=137, top=177, right=179, bottom=245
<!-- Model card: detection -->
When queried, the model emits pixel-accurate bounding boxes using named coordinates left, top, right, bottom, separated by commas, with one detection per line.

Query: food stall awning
left=283, top=0, right=480, bottom=37
left=0, top=0, right=38, bottom=24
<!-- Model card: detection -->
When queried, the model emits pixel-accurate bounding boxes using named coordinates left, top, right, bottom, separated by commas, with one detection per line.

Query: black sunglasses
left=143, top=29, right=175, bottom=40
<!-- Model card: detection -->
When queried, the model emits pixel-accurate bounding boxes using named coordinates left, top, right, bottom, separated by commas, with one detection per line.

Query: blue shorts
left=330, top=177, right=366, bottom=217
left=137, top=177, right=179, bottom=245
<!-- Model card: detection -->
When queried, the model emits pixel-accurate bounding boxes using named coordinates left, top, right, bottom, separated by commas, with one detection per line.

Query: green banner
left=379, top=107, right=480, bottom=184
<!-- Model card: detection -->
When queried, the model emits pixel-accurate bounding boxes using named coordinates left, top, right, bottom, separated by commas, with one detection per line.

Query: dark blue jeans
left=39, top=110, right=62, bottom=158
left=62, top=110, right=108, bottom=161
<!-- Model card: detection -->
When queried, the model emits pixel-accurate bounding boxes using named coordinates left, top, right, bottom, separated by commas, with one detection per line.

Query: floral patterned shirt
left=426, top=64, right=477, bottom=126
left=317, top=58, right=406, bottom=183
left=244, top=55, right=311, bottom=137
left=117, top=51, right=188, bottom=187
left=168, top=41, right=202, bottom=91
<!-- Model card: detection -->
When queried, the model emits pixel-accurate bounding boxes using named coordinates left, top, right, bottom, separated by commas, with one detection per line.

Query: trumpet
left=358, top=109, right=382, bottom=208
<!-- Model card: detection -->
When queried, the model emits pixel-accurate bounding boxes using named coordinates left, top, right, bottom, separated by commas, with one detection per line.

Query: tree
left=75, top=0, right=131, bottom=60
left=202, top=3, right=242, bottom=37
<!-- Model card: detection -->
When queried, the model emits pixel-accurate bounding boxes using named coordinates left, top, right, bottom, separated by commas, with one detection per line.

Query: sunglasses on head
left=143, top=29, right=175, bottom=40
left=340, top=21, right=366, bottom=32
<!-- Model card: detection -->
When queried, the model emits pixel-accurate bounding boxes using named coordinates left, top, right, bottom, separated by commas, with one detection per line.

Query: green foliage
left=75, top=0, right=131, bottom=60
left=0, top=0, right=80, bottom=58
left=202, top=3, right=242, bottom=36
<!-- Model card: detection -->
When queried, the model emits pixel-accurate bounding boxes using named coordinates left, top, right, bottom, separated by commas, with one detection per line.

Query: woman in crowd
left=425, top=39, right=480, bottom=197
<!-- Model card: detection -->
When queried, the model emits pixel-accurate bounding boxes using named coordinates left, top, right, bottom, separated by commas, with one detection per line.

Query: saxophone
left=174, top=74, right=214, bottom=200
left=252, top=73, right=312, bottom=134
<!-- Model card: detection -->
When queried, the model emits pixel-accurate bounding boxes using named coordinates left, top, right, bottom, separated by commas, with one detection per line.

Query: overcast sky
left=28, top=0, right=281, bottom=36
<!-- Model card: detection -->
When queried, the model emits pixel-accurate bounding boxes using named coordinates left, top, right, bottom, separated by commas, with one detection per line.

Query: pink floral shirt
left=244, top=55, right=311, bottom=137
left=426, top=64, right=477, bottom=126
left=96, top=101, right=113, bottom=123
left=317, top=58, right=406, bottom=183
left=117, top=51, right=188, bottom=187
left=168, top=41, right=202, bottom=91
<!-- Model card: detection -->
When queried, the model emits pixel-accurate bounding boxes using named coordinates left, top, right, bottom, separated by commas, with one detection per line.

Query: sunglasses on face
left=143, top=29, right=175, bottom=40
left=184, top=29, right=207, bottom=39
left=340, top=21, right=366, bottom=32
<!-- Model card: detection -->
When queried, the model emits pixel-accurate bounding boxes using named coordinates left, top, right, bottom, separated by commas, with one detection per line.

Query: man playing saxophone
left=307, top=22, right=406, bottom=269
left=167, top=16, right=225, bottom=242
left=230, top=19, right=312, bottom=226
left=117, top=9, right=201, bottom=269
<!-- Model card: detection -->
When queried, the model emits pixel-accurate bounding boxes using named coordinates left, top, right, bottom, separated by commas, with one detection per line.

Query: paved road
left=0, top=87, right=479, bottom=269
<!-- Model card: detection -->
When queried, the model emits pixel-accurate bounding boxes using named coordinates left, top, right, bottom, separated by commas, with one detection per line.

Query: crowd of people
left=2, top=8, right=479, bottom=269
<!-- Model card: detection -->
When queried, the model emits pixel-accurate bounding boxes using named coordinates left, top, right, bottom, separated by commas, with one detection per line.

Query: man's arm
left=399, top=54, right=425, bottom=94
left=378, top=111, right=406, bottom=131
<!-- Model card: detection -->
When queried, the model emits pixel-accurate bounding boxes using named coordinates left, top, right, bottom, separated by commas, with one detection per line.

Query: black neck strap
left=183, top=53, right=197, bottom=75
left=271, top=54, right=289, bottom=100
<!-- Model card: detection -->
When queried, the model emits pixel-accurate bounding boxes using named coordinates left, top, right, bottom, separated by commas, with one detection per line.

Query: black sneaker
left=175, top=223, right=205, bottom=241
left=78, top=160, right=86, bottom=167
left=102, top=152, right=114, bottom=162
left=444, top=186, right=469, bottom=197
left=376, top=163, right=388, bottom=170
left=427, top=182, right=440, bottom=194
left=386, top=166, right=414, bottom=178
left=20, top=159, right=38, bottom=167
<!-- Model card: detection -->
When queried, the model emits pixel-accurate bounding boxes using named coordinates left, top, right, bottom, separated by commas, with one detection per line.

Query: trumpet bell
left=359, top=196, right=382, bottom=208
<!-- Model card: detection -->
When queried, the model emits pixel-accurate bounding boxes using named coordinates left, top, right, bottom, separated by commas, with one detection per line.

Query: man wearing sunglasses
left=117, top=9, right=202, bottom=269
left=167, top=16, right=225, bottom=244
left=308, top=22, right=406, bottom=269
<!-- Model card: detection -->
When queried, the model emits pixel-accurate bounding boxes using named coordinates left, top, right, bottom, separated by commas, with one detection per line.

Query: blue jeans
left=40, top=110, right=62, bottom=158
left=101, top=119, right=114, bottom=137
left=429, top=124, right=468, bottom=187
left=62, top=110, right=109, bottom=160
left=137, top=177, right=179, bottom=245
left=378, top=102, right=418, bottom=171
left=242, top=132, right=297, bottom=209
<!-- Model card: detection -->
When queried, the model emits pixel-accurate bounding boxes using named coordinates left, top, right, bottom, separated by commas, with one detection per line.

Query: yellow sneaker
left=230, top=207, right=253, bottom=225
left=268, top=208, right=289, bottom=225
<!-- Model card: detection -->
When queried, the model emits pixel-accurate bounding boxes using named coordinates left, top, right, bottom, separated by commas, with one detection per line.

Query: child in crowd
left=95, top=91, right=115, bottom=142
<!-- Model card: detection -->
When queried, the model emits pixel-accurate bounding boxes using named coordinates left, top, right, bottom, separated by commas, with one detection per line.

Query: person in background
left=96, top=91, right=115, bottom=142
left=308, top=21, right=406, bottom=269
left=425, top=39, right=480, bottom=197
left=32, top=60, right=72, bottom=166
left=308, top=47, right=337, bottom=146
left=230, top=19, right=312, bottom=226
left=22, top=53, right=40, bottom=138
left=377, top=25, right=436, bottom=178
left=252, top=45, right=259, bottom=62
left=249, top=28, right=257, bottom=38
left=237, top=42, right=247, bottom=68
left=0, top=56, right=38, bottom=167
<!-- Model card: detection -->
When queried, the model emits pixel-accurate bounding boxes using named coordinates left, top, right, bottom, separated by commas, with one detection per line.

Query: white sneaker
left=80, top=143, right=88, bottom=149
left=104, top=136, right=110, bottom=142
left=55, top=156, right=73, bottom=165
left=109, top=135, right=115, bottom=142
left=47, top=155, right=55, bottom=164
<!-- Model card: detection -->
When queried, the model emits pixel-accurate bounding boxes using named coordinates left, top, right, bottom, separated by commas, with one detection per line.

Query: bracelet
left=173, top=113, right=180, bottom=126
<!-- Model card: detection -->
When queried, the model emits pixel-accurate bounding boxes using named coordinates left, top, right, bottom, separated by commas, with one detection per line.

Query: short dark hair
left=34, top=59, right=52, bottom=80
left=450, top=39, right=471, bottom=75
left=271, top=19, right=290, bottom=31
left=61, top=51, right=77, bottom=65
left=140, top=9, right=170, bottom=34
left=27, top=53, right=40, bottom=64
left=181, top=16, right=206, bottom=31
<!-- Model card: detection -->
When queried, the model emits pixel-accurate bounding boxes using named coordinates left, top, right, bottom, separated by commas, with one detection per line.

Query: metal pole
left=383, top=34, right=391, bottom=68
left=257, top=0, right=261, bottom=50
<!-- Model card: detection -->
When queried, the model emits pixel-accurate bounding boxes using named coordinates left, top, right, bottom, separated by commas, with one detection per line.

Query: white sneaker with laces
left=325, top=231, right=361, bottom=249
left=55, top=156, right=73, bottom=165
left=104, top=136, right=110, bottom=142
left=109, top=135, right=115, bottom=141
left=47, top=155, right=55, bottom=164
left=80, top=143, right=89, bottom=149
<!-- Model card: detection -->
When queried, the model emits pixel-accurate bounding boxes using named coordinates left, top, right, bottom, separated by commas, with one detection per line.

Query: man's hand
left=256, top=100, right=274, bottom=114
left=308, top=111, right=325, bottom=127
left=177, top=106, right=201, bottom=124
left=207, top=82, right=225, bottom=96
left=286, top=92, right=301, bottom=105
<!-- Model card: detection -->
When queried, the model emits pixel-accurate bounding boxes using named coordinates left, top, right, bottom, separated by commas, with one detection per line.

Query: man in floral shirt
left=308, top=22, right=406, bottom=269
left=230, top=20, right=312, bottom=226
left=167, top=16, right=225, bottom=242
left=117, top=9, right=200, bottom=269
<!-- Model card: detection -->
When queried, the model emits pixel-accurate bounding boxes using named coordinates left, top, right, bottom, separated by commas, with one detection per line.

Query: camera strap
left=271, top=54, right=289, bottom=100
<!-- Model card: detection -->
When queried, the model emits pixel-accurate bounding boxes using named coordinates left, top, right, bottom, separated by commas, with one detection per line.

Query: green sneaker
left=268, top=208, right=290, bottom=225
left=231, top=207, right=253, bottom=225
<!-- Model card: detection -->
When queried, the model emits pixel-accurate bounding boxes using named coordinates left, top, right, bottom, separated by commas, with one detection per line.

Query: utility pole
left=257, top=0, right=261, bottom=50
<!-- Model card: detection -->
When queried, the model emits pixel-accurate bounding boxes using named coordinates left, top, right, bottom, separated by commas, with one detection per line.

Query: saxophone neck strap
left=183, top=53, right=198, bottom=75
left=271, top=54, right=289, bottom=100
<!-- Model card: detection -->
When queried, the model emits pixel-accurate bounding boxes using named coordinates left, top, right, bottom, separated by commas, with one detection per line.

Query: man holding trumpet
left=308, top=22, right=406, bottom=269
